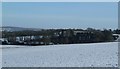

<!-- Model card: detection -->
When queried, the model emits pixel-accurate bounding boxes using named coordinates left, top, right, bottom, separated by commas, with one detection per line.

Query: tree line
left=1, top=28, right=120, bottom=45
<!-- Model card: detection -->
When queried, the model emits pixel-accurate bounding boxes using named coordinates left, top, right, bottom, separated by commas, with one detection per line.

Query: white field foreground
left=0, top=44, right=2, bottom=68
left=2, top=42, right=118, bottom=67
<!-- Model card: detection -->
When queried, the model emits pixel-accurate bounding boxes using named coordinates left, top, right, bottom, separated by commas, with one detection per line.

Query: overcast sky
left=2, top=2, right=118, bottom=29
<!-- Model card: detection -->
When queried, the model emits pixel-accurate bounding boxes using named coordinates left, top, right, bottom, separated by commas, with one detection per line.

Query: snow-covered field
left=2, top=42, right=118, bottom=67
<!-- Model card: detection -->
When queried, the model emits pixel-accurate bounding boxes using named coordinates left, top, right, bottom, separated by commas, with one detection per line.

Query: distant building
left=112, top=34, right=119, bottom=41
left=73, top=31, right=95, bottom=43
left=0, top=38, right=8, bottom=45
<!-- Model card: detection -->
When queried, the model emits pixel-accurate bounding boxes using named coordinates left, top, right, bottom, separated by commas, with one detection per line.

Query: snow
left=1, top=45, right=28, bottom=49
left=0, top=44, right=2, bottom=69
left=2, top=42, right=118, bottom=67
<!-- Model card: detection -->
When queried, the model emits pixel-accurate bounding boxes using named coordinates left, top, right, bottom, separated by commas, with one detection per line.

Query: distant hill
left=0, top=26, right=42, bottom=32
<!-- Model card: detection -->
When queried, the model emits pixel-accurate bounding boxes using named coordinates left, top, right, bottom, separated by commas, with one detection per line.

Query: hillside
left=0, top=26, right=42, bottom=32
left=2, top=42, right=118, bottom=67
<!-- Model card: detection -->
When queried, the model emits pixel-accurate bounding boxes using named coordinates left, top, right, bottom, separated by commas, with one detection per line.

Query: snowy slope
left=2, top=42, right=118, bottom=67
left=1, top=26, right=42, bottom=32
left=0, top=44, right=2, bottom=68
